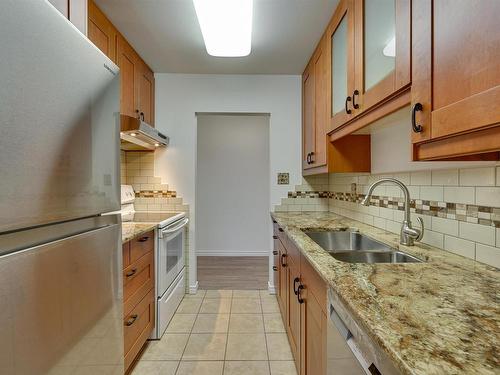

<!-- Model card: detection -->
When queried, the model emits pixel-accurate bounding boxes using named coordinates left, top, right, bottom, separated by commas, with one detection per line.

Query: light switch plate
left=277, top=173, right=289, bottom=185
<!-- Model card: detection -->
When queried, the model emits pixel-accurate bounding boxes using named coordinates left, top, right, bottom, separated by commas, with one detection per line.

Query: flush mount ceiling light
left=193, top=0, right=253, bottom=57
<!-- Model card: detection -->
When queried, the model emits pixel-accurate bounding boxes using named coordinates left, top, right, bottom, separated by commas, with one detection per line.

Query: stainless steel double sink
left=305, top=229, right=423, bottom=264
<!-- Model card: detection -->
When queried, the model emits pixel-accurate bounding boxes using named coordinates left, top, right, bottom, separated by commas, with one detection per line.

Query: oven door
left=158, top=218, right=189, bottom=296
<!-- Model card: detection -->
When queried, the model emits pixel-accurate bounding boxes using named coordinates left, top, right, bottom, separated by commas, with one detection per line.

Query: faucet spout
left=362, top=178, right=423, bottom=246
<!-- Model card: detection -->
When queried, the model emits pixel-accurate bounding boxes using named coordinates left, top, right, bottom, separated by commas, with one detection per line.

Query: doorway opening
left=195, top=113, right=270, bottom=289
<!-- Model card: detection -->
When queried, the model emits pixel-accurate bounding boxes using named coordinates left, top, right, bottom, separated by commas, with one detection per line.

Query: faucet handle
left=415, top=216, right=424, bottom=241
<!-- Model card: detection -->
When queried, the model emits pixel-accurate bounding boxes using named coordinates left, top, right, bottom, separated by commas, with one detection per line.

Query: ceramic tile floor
left=131, top=290, right=298, bottom=375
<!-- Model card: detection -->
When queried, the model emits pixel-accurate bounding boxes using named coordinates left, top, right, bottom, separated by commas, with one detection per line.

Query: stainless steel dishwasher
left=327, top=289, right=400, bottom=375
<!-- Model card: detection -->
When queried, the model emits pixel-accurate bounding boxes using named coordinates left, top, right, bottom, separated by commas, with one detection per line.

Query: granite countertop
left=271, top=211, right=499, bottom=375
left=122, top=222, right=157, bottom=243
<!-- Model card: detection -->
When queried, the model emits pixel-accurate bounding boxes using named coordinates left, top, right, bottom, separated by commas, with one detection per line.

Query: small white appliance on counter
left=121, top=185, right=188, bottom=339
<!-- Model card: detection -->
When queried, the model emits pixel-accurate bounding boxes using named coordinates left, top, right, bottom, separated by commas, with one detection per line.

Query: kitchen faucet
left=361, top=178, right=424, bottom=246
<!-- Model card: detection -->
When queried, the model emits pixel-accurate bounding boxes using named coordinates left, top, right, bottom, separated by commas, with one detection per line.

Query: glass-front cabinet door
left=353, top=0, right=411, bottom=113
left=328, top=0, right=355, bottom=131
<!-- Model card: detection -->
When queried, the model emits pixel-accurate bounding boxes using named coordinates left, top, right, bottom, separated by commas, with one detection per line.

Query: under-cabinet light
left=383, top=36, right=396, bottom=57
left=193, top=0, right=253, bottom=57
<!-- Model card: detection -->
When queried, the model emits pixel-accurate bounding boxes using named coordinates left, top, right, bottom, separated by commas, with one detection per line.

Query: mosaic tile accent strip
left=135, top=190, right=177, bottom=198
left=285, top=190, right=500, bottom=228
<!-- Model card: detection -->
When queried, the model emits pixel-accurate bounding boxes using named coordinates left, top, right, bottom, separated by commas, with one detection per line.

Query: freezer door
left=0, top=218, right=123, bottom=374
left=0, top=0, right=120, bottom=233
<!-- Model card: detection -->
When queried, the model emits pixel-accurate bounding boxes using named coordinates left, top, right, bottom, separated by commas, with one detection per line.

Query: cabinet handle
left=352, top=90, right=359, bottom=109
left=273, top=235, right=278, bottom=240
left=345, top=96, right=352, bottom=114
left=309, top=151, right=314, bottom=164
left=297, top=284, right=304, bottom=304
left=125, top=268, right=137, bottom=278
left=138, top=236, right=149, bottom=242
left=273, top=266, right=278, bottom=271
left=125, top=314, right=138, bottom=326
left=140, top=112, right=145, bottom=121
left=411, top=103, right=423, bottom=133
left=293, top=277, right=300, bottom=295
left=281, top=254, right=287, bottom=267
left=306, top=153, right=310, bottom=164
left=135, top=109, right=140, bottom=119
left=278, top=228, right=284, bottom=232
left=273, top=250, right=278, bottom=255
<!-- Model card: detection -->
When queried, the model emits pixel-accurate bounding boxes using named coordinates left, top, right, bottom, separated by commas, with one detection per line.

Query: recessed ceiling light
left=193, top=0, right=253, bottom=57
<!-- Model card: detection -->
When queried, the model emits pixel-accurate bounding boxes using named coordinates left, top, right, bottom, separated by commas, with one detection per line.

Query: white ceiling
left=95, top=0, right=339, bottom=74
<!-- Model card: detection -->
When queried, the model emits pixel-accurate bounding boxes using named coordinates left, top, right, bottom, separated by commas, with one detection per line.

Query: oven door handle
left=159, top=218, right=189, bottom=238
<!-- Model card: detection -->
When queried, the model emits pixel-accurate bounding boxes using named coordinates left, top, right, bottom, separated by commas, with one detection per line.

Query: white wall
left=196, top=114, right=270, bottom=256
left=154, top=74, right=302, bottom=291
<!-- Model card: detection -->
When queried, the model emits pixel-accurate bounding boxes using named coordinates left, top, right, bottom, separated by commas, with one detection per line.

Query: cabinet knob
left=125, top=314, right=138, bottom=326
left=125, top=268, right=137, bottom=278
left=138, top=236, right=149, bottom=242
left=273, top=250, right=278, bottom=255
left=411, top=103, right=424, bottom=133
left=272, top=266, right=278, bottom=271
left=352, top=90, right=359, bottom=109
left=140, top=112, right=145, bottom=121
left=345, top=96, right=352, bottom=114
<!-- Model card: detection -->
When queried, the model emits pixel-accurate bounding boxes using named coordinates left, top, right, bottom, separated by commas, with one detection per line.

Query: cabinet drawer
left=124, top=251, right=154, bottom=316
left=124, top=288, right=155, bottom=371
left=130, top=230, right=154, bottom=263
left=122, top=242, right=131, bottom=269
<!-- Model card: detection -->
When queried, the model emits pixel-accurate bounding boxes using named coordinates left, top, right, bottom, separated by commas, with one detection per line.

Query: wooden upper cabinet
left=412, top=0, right=500, bottom=160
left=117, top=35, right=140, bottom=119
left=302, top=35, right=332, bottom=173
left=327, top=0, right=356, bottom=132
left=353, top=0, right=410, bottom=113
left=48, top=0, right=87, bottom=35
left=88, top=0, right=117, bottom=62
left=137, top=61, right=155, bottom=126
left=302, top=63, right=315, bottom=170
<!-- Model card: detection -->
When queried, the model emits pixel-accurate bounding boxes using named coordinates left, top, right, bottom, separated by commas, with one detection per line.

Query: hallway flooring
left=197, top=257, right=269, bottom=290
left=131, top=289, right=297, bottom=375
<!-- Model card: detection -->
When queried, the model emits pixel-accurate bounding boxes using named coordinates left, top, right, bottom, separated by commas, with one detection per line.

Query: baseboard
left=268, top=281, right=276, bottom=295
left=196, top=250, right=270, bottom=257
left=189, top=281, right=199, bottom=294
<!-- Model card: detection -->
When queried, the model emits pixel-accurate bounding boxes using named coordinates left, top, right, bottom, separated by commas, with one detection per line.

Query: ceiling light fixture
left=193, top=0, right=253, bottom=57
left=383, top=36, right=396, bottom=57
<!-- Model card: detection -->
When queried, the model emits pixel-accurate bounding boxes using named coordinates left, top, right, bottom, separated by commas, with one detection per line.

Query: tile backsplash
left=120, top=151, right=189, bottom=213
left=275, top=166, right=500, bottom=269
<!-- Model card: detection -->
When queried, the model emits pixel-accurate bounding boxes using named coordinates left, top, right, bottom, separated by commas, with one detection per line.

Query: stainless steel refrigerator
left=0, top=1, right=123, bottom=374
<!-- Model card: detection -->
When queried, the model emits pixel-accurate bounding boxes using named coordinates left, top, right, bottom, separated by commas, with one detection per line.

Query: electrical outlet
left=277, top=173, right=289, bottom=185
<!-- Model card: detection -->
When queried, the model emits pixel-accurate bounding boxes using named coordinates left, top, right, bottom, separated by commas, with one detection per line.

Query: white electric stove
left=121, top=185, right=188, bottom=339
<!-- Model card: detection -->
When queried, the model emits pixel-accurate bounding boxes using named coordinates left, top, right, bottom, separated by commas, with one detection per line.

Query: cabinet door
left=287, top=259, right=301, bottom=367
left=117, top=35, right=140, bottom=119
left=353, top=0, right=410, bottom=113
left=312, top=37, right=328, bottom=168
left=328, top=0, right=355, bottom=131
left=278, top=241, right=288, bottom=321
left=302, top=64, right=315, bottom=170
left=412, top=0, right=500, bottom=145
left=137, top=62, right=155, bottom=126
left=88, top=0, right=117, bottom=62
left=300, top=290, right=327, bottom=375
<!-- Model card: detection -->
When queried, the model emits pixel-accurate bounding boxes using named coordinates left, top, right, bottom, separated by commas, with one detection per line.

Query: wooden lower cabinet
left=277, top=240, right=288, bottom=322
left=273, top=223, right=328, bottom=375
left=124, top=289, right=155, bottom=371
left=122, top=234, right=156, bottom=373
left=287, top=258, right=301, bottom=366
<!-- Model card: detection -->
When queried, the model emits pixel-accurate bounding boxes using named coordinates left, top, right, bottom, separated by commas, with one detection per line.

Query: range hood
left=120, top=115, right=169, bottom=151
